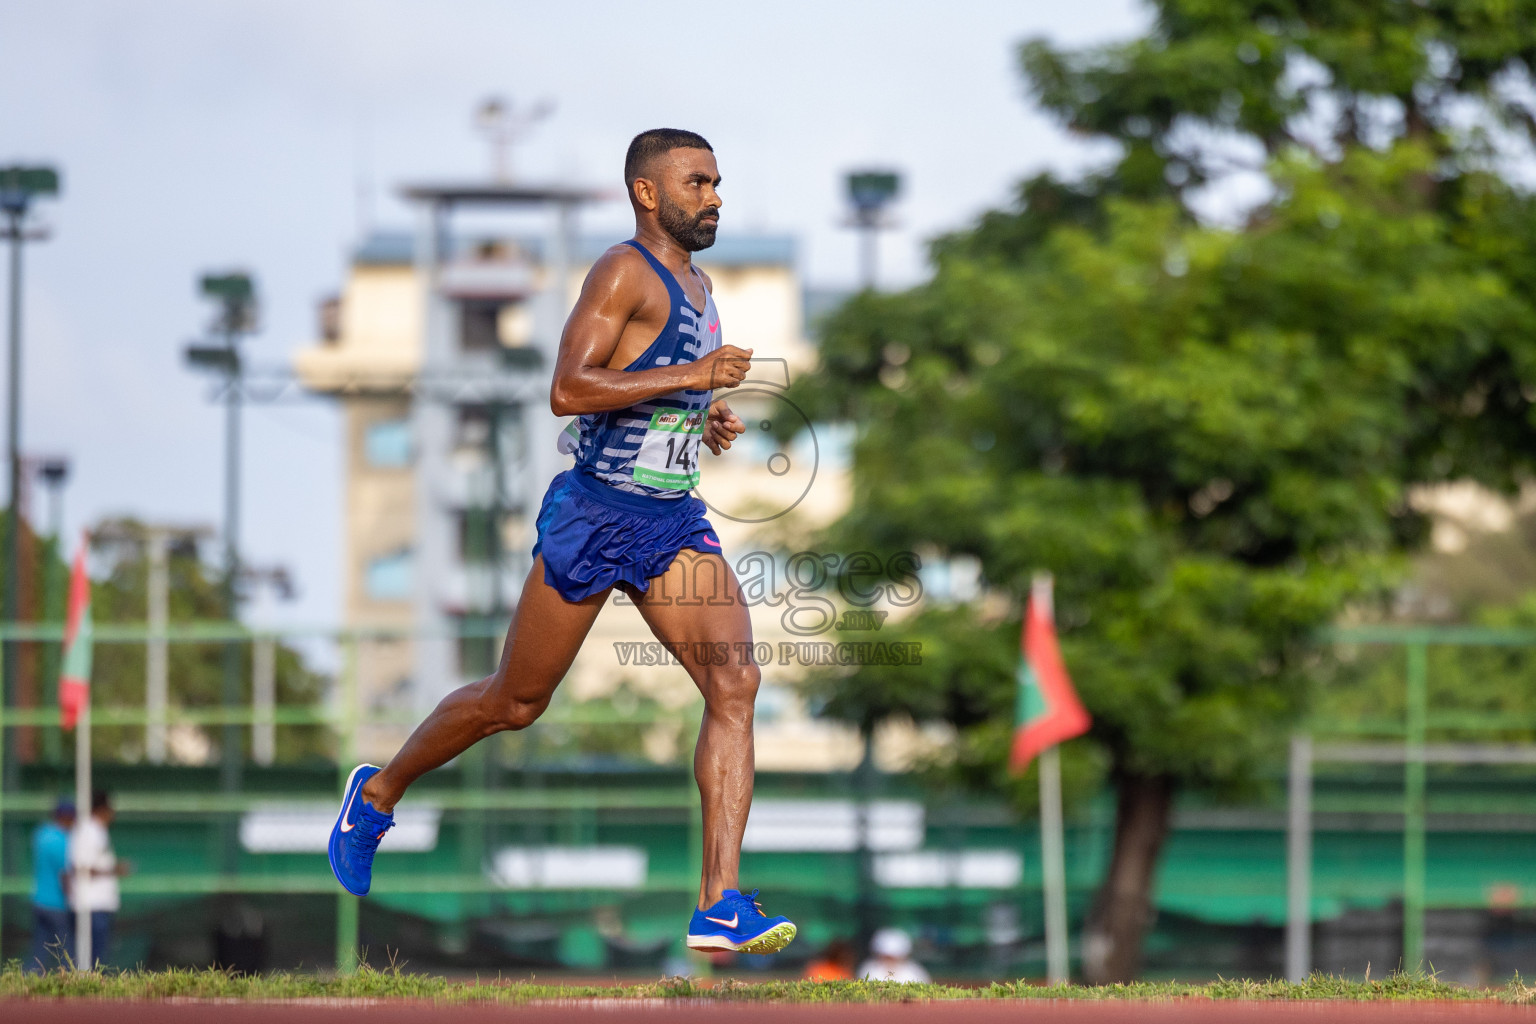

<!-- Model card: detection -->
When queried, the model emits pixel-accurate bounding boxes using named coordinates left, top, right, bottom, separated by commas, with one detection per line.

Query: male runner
left=329, top=128, right=796, bottom=955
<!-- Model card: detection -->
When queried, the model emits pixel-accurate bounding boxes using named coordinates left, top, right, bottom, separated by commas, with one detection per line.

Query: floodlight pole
left=0, top=206, right=20, bottom=809
left=0, top=165, right=59, bottom=807
left=5, top=209, right=22, bottom=618
left=858, top=218, right=878, bottom=291
left=3, top=212, right=22, bottom=761
left=212, top=293, right=250, bottom=877
left=185, top=272, right=256, bottom=873
left=221, top=307, right=243, bottom=803
left=845, top=170, right=901, bottom=291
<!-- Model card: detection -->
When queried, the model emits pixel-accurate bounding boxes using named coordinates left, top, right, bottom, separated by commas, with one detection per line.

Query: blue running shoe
left=328, top=763, right=394, bottom=896
left=686, top=888, right=797, bottom=954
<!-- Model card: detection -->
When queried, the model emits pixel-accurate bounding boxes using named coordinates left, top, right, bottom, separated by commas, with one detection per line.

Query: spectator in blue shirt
left=27, top=798, right=75, bottom=973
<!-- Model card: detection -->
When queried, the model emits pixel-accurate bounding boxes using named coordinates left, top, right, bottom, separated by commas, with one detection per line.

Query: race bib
left=633, top=408, right=704, bottom=489
left=557, top=418, right=580, bottom=455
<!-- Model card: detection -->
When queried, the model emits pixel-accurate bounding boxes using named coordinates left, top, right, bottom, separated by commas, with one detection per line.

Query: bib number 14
left=633, top=408, right=705, bottom=489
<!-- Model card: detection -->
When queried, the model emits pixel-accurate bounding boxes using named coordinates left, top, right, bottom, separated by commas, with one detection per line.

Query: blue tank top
left=571, top=239, right=722, bottom=499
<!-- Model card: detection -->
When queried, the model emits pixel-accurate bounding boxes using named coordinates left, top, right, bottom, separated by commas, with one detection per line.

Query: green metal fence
left=0, top=620, right=1069, bottom=976
left=0, top=620, right=725, bottom=973
left=2, top=621, right=1535, bottom=977
left=1299, top=626, right=1536, bottom=976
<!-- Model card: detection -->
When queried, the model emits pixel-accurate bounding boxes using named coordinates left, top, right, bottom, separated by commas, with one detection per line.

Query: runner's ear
left=631, top=176, right=659, bottom=212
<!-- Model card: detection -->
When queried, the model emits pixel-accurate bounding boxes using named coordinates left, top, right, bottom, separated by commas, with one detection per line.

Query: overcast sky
left=0, top=0, right=1144, bottom=628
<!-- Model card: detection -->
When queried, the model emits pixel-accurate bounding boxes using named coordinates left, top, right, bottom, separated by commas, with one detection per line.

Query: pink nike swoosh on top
left=708, top=319, right=719, bottom=332
left=702, top=536, right=721, bottom=548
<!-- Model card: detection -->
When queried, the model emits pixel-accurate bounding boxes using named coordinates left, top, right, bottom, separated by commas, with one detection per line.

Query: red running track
left=2, top=1001, right=1533, bottom=1023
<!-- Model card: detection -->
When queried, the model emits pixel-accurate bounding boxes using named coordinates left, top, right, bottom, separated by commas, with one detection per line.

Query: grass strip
left=1, top=963, right=1530, bottom=1004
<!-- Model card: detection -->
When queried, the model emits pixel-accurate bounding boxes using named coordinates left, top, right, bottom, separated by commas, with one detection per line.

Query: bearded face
left=656, top=186, right=719, bottom=252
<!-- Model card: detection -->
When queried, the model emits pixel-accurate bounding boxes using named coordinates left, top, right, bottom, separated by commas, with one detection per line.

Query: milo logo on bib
left=633, top=408, right=706, bottom=490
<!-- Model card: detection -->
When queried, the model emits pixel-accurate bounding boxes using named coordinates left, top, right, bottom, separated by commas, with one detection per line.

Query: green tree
left=793, top=1, right=1536, bottom=981
left=88, top=520, right=329, bottom=763
left=5, top=517, right=327, bottom=763
left=1316, top=596, right=1536, bottom=745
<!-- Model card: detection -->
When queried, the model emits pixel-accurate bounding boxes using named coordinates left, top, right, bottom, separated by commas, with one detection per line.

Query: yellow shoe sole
left=687, top=921, right=797, bottom=954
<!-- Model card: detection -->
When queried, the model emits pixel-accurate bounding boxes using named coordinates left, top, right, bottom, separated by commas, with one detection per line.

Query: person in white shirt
left=70, top=790, right=127, bottom=966
left=857, top=927, right=931, bottom=983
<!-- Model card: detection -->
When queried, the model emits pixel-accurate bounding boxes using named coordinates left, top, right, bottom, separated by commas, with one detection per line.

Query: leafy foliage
left=1015, top=0, right=1536, bottom=207
left=87, top=521, right=329, bottom=762
left=1317, top=599, right=1536, bottom=742
left=4, top=517, right=328, bottom=763
left=789, top=0, right=1536, bottom=978
left=799, top=142, right=1536, bottom=794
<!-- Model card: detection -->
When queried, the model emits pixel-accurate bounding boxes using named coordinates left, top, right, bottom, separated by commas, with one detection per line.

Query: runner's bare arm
left=551, top=249, right=749, bottom=416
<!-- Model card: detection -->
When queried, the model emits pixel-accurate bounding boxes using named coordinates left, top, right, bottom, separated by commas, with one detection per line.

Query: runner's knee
left=489, top=696, right=548, bottom=733
left=702, top=662, right=760, bottom=717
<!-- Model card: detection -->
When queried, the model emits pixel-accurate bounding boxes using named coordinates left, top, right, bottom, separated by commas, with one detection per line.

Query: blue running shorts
left=532, top=469, right=723, bottom=602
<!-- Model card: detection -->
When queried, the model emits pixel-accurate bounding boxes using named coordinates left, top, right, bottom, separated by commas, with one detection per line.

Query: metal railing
left=6, top=620, right=1536, bottom=976
left=0, top=619, right=719, bottom=973
left=1284, top=626, right=1536, bottom=981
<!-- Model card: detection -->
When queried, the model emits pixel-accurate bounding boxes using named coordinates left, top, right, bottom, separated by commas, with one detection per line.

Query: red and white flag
left=1009, top=576, right=1091, bottom=774
left=59, top=536, right=93, bottom=730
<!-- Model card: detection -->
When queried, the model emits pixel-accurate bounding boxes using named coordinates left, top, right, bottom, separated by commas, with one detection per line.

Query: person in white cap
left=858, top=927, right=930, bottom=983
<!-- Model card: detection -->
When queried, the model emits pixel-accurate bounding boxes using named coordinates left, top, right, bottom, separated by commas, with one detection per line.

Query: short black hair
left=91, top=789, right=111, bottom=813
left=624, top=129, right=712, bottom=189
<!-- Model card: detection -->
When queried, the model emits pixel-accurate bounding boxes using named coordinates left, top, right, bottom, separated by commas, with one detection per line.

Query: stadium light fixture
left=183, top=343, right=241, bottom=373
left=0, top=166, right=60, bottom=214
left=844, top=169, right=901, bottom=289
left=847, top=171, right=900, bottom=216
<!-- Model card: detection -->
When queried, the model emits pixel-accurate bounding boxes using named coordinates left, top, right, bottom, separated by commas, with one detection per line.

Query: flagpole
left=73, top=690, right=90, bottom=970
left=59, top=534, right=95, bottom=971
left=1014, top=572, right=1088, bottom=986
left=1039, top=742, right=1069, bottom=984
left=1032, top=572, right=1070, bottom=984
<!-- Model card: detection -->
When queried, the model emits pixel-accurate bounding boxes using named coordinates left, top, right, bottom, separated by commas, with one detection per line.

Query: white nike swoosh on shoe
left=704, top=913, right=739, bottom=929
left=337, top=783, right=362, bottom=833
